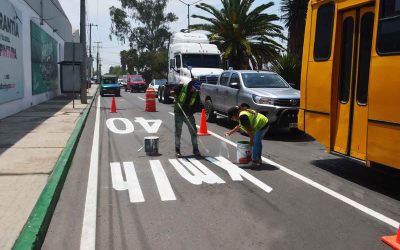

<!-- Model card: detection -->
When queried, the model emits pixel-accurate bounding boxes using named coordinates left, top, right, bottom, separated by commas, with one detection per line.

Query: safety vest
left=239, top=110, right=268, bottom=133
left=174, top=84, right=198, bottom=112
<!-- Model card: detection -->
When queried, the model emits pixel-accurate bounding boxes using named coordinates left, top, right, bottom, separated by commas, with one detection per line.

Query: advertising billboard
left=0, top=0, right=24, bottom=104
left=31, top=21, right=58, bottom=95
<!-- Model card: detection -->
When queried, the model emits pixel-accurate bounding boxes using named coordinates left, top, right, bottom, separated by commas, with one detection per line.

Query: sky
left=59, top=0, right=283, bottom=73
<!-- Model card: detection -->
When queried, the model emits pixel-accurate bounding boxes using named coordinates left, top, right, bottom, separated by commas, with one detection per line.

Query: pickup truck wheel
left=160, top=88, right=165, bottom=103
left=157, top=90, right=162, bottom=102
left=163, top=89, right=172, bottom=104
left=205, top=100, right=216, bottom=122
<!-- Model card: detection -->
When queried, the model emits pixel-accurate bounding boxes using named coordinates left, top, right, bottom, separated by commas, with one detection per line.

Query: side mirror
left=230, top=82, right=240, bottom=89
left=176, top=69, right=180, bottom=74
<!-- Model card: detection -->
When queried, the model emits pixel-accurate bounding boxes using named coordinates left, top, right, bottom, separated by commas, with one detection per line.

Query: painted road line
left=123, top=162, right=145, bottom=203
left=187, top=158, right=225, bottom=184
left=167, top=113, right=399, bottom=228
left=106, top=118, right=134, bottom=134
left=199, top=123, right=400, bottom=229
left=137, top=96, right=145, bottom=101
left=150, top=160, right=176, bottom=201
left=169, top=112, right=174, bottom=116
left=80, top=96, right=101, bottom=250
left=206, top=157, right=273, bottom=193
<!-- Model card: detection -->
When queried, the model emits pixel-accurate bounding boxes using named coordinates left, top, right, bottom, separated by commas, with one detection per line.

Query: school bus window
left=356, top=12, right=374, bottom=105
left=377, top=0, right=400, bottom=54
left=313, top=2, right=335, bottom=61
left=338, top=17, right=354, bottom=103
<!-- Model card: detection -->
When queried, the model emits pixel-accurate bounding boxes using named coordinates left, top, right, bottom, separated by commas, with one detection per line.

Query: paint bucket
left=237, top=141, right=251, bottom=164
left=144, top=136, right=159, bottom=155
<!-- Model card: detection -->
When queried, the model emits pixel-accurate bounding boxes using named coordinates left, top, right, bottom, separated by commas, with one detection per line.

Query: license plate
left=289, top=123, right=297, bottom=128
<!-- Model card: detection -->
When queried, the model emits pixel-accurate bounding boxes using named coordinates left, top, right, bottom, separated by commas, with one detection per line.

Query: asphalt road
left=42, top=90, right=400, bottom=250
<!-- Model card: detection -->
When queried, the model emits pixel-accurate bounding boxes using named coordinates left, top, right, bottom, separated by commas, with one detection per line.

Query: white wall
left=0, top=0, right=68, bottom=119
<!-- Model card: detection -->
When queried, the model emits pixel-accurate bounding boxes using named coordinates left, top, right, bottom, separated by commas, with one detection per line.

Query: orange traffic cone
left=382, top=226, right=400, bottom=250
left=110, top=96, right=117, bottom=113
left=197, top=109, right=209, bottom=136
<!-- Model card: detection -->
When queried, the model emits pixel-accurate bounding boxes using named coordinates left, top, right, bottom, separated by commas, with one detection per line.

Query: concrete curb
left=12, top=90, right=98, bottom=250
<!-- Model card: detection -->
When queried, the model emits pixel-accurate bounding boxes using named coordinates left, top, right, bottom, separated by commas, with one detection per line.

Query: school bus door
left=333, top=6, right=375, bottom=160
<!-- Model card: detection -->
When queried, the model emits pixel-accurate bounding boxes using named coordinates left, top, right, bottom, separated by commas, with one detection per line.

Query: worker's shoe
left=193, top=148, right=201, bottom=157
left=175, top=147, right=182, bottom=158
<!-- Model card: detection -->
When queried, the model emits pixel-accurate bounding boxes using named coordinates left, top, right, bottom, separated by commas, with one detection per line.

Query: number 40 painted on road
left=106, top=117, right=162, bottom=134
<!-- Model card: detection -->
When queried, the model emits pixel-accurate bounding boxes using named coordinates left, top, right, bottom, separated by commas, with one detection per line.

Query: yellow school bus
left=298, top=0, right=400, bottom=169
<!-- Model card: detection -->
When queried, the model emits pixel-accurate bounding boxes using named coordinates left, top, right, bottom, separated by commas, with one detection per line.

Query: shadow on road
left=311, top=158, right=400, bottom=201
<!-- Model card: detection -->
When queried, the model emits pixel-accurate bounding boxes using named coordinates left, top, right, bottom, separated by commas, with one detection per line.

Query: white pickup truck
left=200, top=70, right=301, bottom=132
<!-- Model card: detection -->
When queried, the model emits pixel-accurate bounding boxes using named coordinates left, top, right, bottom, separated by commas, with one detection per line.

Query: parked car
left=200, top=70, right=300, bottom=132
left=150, top=79, right=167, bottom=93
left=100, top=75, right=120, bottom=97
left=126, top=75, right=147, bottom=92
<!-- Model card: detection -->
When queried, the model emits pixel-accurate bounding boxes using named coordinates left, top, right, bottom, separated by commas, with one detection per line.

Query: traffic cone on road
left=197, top=109, right=209, bottom=136
left=110, top=96, right=117, bottom=113
left=382, top=226, right=400, bottom=250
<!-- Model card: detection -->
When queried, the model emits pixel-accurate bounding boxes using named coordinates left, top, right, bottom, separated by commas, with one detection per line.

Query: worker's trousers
left=174, top=112, right=198, bottom=151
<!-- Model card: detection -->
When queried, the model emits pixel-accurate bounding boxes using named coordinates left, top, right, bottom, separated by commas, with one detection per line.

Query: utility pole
left=94, top=42, right=102, bottom=83
left=87, top=23, right=98, bottom=79
left=177, top=0, right=203, bottom=31
left=80, top=0, right=87, bottom=103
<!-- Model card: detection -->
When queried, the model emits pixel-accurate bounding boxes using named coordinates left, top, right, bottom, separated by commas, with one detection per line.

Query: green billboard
left=31, top=21, right=58, bottom=95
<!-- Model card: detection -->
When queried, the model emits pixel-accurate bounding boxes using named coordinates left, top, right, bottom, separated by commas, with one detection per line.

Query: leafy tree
left=281, top=0, right=309, bottom=57
left=271, top=53, right=300, bottom=89
left=110, top=0, right=178, bottom=52
left=109, top=65, right=128, bottom=76
left=191, top=0, right=285, bottom=69
left=120, top=49, right=139, bottom=74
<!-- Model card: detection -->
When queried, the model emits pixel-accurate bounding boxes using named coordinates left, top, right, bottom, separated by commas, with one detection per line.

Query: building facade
left=0, top=0, right=73, bottom=119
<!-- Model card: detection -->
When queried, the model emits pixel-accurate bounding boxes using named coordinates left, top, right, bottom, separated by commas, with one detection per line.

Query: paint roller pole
left=176, top=103, right=210, bottom=154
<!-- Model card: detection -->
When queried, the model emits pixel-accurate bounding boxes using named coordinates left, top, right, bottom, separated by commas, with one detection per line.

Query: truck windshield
left=102, top=78, right=117, bottom=84
left=241, top=73, right=289, bottom=88
left=182, top=54, right=221, bottom=68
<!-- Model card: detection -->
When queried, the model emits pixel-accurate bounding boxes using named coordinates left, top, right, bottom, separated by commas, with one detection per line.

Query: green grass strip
left=13, top=90, right=98, bottom=250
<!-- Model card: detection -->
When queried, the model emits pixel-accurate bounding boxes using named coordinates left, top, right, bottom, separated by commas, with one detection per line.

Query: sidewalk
left=0, top=85, right=97, bottom=250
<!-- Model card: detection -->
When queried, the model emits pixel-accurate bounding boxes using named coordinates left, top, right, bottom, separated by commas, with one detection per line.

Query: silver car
left=200, top=70, right=300, bottom=130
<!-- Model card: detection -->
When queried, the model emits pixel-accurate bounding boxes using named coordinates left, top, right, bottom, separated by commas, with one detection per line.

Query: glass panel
left=229, top=73, right=240, bottom=84
left=175, top=55, right=181, bottom=68
left=381, top=0, right=400, bottom=17
left=241, top=73, right=289, bottom=88
left=357, top=12, right=374, bottom=105
left=314, top=2, right=335, bottom=61
left=220, top=72, right=230, bottom=86
left=182, top=54, right=221, bottom=68
left=339, top=17, right=354, bottom=103
left=377, top=17, right=400, bottom=53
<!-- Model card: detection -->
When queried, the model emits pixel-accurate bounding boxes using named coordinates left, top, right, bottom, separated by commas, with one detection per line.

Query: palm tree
left=281, top=0, right=309, bottom=57
left=271, top=53, right=301, bottom=89
left=190, top=0, right=285, bottom=70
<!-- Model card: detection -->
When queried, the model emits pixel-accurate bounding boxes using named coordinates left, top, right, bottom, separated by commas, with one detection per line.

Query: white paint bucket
left=144, top=136, right=159, bottom=156
left=237, top=141, right=251, bottom=164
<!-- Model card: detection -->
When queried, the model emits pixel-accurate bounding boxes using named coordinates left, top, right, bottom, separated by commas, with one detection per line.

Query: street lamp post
left=177, top=0, right=203, bottom=31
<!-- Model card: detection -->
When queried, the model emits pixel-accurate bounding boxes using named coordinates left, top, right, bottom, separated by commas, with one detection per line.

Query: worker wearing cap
left=172, top=79, right=202, bottom=158
left=225, top=106, right=269, bottom=166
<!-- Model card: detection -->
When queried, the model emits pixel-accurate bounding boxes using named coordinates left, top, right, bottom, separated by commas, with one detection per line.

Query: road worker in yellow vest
left=172, top=79, right=202, bottom=158
left=225, top=106, right=269, bottom=166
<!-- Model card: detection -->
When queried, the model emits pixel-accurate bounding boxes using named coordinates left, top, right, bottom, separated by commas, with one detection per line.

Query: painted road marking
left=137, top=96, right=145, bottom=101
left=199, top=124, right=400, bottom=229
left=169, top=158, right=225, bottom=185
left=207, top=157, right=273, bottom=193
left=134, top=117, right=162, bottom=133
left=150, top=160, right=176, bottom=201
left=110, top=161, right=145, bottom=203
left=111, top=158, right=269, bottom=203
left=80, top=96, right=101, bottom=250
left=106, top=117, right=162, bottom=134
left=106, top=118, right=135, bottom=134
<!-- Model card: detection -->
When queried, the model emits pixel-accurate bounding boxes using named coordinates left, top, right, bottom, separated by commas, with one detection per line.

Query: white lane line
left=137, top=96, right=145, bottom=101
left=123, top=162, right=145, bottom=203
left=169, top=112, right=174, bottom=116
left=80, top=96, right=101, bottom=250
left=166, top=113, right=400, bottom=229
left=150, top=160, right=176, bottom=201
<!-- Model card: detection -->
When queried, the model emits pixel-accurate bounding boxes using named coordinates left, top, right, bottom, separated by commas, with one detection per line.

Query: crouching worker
left=225, top=106, right=269, bottom=166
left=172, top=79, right=202, bottom=158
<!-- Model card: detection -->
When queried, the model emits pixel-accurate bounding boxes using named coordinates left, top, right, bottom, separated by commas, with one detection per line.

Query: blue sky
left=59, top=0, right=284, bottom=72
